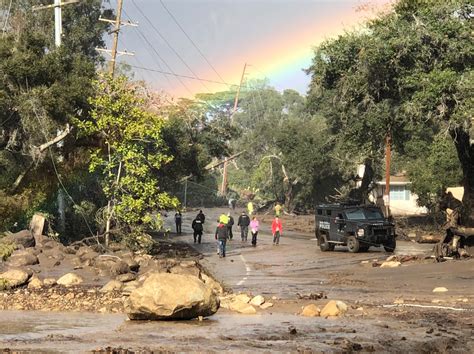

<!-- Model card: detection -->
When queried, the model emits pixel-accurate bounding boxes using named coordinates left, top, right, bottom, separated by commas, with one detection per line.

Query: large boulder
left=0, top=269, right=30, bottom=289
left=8, top=250, right=39, bottom=267
left=1, top=230, right=35, bottom=248
left=126, top=273, right=219, bottom=320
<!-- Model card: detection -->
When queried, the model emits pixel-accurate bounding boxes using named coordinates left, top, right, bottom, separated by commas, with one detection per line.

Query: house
left=370, top=174, right=428, bottom=216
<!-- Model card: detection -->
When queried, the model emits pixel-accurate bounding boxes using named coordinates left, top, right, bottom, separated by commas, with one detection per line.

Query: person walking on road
left=237, top=211, right=250, bottom=242
left=196, top=210, right=206, bottom=224
left=274, top=202, right=283, bottom=217
left=215, top=220, right=229, bottom=258
left=247, top=201, right=254, bottom=216
left=192, top=216, right=204, bottom=244
left=250, top=216, right=259, bottom=247
left=174, top=210, right=182, bottom=235
left=227, top=212, right=234, bottom=240
left=272, top=216, right=283, bottom=245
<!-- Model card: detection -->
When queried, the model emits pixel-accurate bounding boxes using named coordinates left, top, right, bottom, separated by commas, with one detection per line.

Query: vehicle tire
left=383, top=237, right=396, bottom=253
left=319, top=234, right=333, bottom=252
left=347, top=236, right=360, bottom=253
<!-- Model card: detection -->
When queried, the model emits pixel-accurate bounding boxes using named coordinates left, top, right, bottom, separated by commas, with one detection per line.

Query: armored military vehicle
left=315, top=203, right=396, bottom=253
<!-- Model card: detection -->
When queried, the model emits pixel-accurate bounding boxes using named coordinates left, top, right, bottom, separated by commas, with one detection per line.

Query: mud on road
left=0, top=207, right=473, bottom=352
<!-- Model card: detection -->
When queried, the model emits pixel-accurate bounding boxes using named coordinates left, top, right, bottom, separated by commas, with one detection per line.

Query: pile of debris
left=433, top=227, right=473, bottom=261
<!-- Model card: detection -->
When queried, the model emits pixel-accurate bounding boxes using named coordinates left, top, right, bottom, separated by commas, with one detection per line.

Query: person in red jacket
left=271, top=216, right=283, bottom=245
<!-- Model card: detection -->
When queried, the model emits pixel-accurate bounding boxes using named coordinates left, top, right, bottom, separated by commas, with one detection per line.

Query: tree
left=307, top=0, right=473, bottom=222
left=0, top=0, right=112, bottom=232
left=77, top=75, right=178, bottom=247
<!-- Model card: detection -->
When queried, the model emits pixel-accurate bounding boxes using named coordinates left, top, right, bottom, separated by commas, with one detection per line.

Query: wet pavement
left=1, top=207, right=473, bottom=352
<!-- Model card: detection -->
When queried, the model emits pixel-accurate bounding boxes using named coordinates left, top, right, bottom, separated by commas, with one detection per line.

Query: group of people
left=173, top=202, right=284, bottom=259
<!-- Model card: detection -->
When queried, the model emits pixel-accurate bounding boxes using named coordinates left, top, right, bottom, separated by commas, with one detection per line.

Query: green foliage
left=0, top=241, right=15, bottom=262
left=0, top=278, right=9, bottom=291
left=406, top=135, right=463, bottom=210
left=78, top=74, right=179, bottom=235
left=306, top=0, right=473, bottom=213
left=0, top=0, right=112, bottom=233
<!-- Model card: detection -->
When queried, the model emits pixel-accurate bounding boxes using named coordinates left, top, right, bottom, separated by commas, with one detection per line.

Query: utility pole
left=33, top=0, right=80, bottom=47
left=221, top=63, right=247, bottom=196
left=97, top=0, right=137, bottom=247
left=96, top=0, right=137, bottom=76
left=384, top=134, right=392, bottom=218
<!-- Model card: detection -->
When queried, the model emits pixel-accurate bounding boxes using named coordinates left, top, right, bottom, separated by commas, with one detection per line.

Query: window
left=389, top=185, right=411, bottom=201
left=317, top=209, right=322, bottom=215
left=326, top=210, right=332, bottom=216
left=345, top=209, right=366, bottom=220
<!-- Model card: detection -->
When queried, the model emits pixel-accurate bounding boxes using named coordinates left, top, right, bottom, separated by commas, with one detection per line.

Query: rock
left=380, top=261, right=401, bottom=268
left=260, top=302, right=273, bottom=310
left=229, top=300, right=257, bottom=314
left=250, top=295, right=265, bottom=306
left=121, top=255, right=140, bottom=272
left=386, top=255, right=397, bottom=262
left=57, top=273, right=83, bottom=287
left=8, top=251, right=39, bottom=267
left=0, top=269, right=30, bottom=289
left=218, top=295, right=234, bottom=309
left=169, top=265, right=201, bottom=278
left=1, top=230, right=35, bottom=248
left=100, top=280, right=123, bottom=293
left=28, top=277, right=43, bottom=289
left=43, top=278, right=57, bottom=286
left=234, top=294, right=251, bottom=304
left=30, top=214, right=47, bottom=245
left=432, top=287, right=448, bottom=293
left=122, top=280, right=140, bottom=295
left=200, top=273, right=223, bottom=295
left=43, top=248, right=65, bottom=260
left=301, top=304, right=321, bottom=317
left=360, top=260, right=369, bottom=264
left=94, top=256, right=129, bottom=276
left=394, top=298, right=404, bottom=304
left=180, top=260, right=196, bottom=268
left=126, top=273, right=219, bottom=320
left=116, top=273, right=136, bottom=283
left=320, top=300, right=348, bottom=318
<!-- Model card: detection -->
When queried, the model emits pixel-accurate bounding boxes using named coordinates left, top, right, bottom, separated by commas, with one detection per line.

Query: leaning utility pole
left=96, top=0, right=137, bottom=246
left=96, top=0, right=137, bottom=76
left=33, top=0, right=80, bottom=47
left=220, top=63, right=247, bottom=196
left=109, top=0, right=123, bottom=76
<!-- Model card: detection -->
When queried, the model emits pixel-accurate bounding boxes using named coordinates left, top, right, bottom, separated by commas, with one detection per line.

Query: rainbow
left=170, top=2, right=391, bottom=98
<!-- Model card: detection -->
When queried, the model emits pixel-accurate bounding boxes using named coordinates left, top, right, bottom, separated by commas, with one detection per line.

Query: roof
left=377, top=174, right=410, bottom=185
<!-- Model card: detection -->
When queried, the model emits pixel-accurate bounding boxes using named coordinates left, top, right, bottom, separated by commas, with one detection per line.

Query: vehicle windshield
left=344, top=208, right=384, bottom=220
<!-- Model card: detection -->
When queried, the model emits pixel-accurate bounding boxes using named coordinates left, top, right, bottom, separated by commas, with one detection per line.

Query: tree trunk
left=450, top=127, right=474, bottom=226
left=348, top=159, right=374, bottom=203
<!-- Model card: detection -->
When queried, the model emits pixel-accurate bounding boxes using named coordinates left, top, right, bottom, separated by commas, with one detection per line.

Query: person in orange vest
left=271, top=216, right=283, bottom=245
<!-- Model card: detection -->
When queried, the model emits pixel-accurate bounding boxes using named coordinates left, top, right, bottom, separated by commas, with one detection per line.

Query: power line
left=135, top=27, right=193, bottom=95
left=130, top=0, right=210, bottom=92
left=158, top=0, right=226, bottom=84
left=121, top=8, right=173, bottom=86
left=128, top=64, right=236, bottom=86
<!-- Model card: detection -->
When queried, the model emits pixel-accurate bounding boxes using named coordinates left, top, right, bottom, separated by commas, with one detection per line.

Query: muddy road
left=1, top=207, right=473, bottom=352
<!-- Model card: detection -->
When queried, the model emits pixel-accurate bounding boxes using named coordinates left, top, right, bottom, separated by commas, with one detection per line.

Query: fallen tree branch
left=37, top=124, right=72, bottom=153
left=382, top=304, right=470, bottom=312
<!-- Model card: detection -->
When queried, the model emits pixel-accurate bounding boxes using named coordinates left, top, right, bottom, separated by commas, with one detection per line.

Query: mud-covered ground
left=1, top=207, right=473, bottom=353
